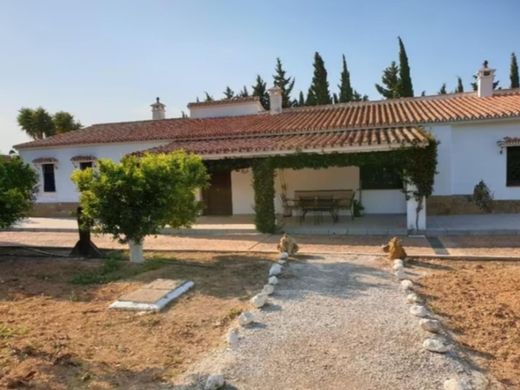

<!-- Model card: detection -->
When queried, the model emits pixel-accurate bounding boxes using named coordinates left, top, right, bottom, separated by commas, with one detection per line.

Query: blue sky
left=1, top=0, right=519, bottom=153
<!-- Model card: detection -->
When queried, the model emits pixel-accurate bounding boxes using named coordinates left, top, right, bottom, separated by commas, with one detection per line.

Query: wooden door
left=202, top=171, right=233, bottom=215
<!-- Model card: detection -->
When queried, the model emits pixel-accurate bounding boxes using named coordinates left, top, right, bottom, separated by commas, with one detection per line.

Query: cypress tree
left=298, top=91, right=305, bottom=106
left=352, top=90, right=369, bottom=101
left=252, top=75, right=269, bottom=110
left=455, top=77, right=464, bottom=93
left=511, top=52, right=519, bottom=88
left=438, top=83, right=447, bottom=95
left=375, top=61, right=400, bottom=99
left=307, top=52, right=332, bottom=105
left=223, top=86, right=234, bottom=99
left=338, top=54, right=353, bottom=102
left=273, top=58, right=295, bottom=108
left=397, top=37, right=414, bottom=97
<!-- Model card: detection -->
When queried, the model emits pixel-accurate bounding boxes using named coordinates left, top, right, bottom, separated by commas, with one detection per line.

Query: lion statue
left=382, top=237, right=407, bottom=260
left=277, top=233, right=299, bottom=256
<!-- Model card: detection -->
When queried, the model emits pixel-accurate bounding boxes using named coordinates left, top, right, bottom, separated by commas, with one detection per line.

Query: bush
left=0, top=156, right=37, bottom=228
left=71, top=152, right=208, bottom=262
left=473, top=180, right=494, bottom=213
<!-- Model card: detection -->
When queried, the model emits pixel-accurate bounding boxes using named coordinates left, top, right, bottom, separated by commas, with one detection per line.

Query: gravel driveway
left=177, top=254, right=466, bottom=389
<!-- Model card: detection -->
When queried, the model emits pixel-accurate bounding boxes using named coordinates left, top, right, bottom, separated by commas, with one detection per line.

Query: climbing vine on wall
left=204, top=133, right=438, bottom=233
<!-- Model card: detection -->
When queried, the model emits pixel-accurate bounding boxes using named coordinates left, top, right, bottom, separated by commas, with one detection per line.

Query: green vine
left=204, top=132, right=438, bottom=233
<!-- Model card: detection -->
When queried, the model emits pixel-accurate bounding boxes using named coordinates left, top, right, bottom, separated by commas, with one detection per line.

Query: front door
left=202, top=170, right=233, bottom=215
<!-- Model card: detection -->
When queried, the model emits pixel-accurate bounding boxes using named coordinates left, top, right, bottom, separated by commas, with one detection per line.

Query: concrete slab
left=110, top=279, right=194, bottom=311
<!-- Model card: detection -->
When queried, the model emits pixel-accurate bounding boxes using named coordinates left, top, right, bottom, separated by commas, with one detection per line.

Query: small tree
left=375, top=61, right=400, bottom=99
left=252, top=75, right=269, bottom=110
left=71, top=152, right=208, bottom=263
left=0, top=156, right=37, bottom=228
left=273, top=58, right=295, bottom=108
left=223, top=86, right=235, bottom=99
left=17, top=107, right=55, bottom=139
left=307, top=52, right=332, bottom=105
left=53, top=111, right=82, bottom=134
left=511, top=52, right=519, bottom=89
left=473, top=180, right=494, bottom=213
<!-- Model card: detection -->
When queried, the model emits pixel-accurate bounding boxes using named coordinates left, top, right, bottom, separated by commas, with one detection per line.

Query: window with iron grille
left=360, top=164, right=403, bottom=190
left=507, top=146, right=520, bottom=186
left=79, top=161, right=93, bottom=170
left=42, top=163, right=56, bottom=192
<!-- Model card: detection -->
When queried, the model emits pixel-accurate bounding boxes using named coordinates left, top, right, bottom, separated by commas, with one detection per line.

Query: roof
left=187, top=96, right=261, bottom=108
left=15, top=89, right=520, bottom=151
left=145, top=126, right=428, bottom=157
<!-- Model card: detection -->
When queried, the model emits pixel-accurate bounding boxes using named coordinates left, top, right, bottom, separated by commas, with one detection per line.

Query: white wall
left=427, top=124, right=452, bottom=195
left=190, top=102, right=263, bottom=119
left=440, top=120, right=520, bottom=199
left=18, top=141, right=169, bottom=203
left=361, top=189, right=406, bottom=214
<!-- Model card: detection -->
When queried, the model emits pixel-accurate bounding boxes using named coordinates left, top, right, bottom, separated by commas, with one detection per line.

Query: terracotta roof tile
left=15, top=89, right=520, bottom=150
left=143, top=126, right=428, bottom=157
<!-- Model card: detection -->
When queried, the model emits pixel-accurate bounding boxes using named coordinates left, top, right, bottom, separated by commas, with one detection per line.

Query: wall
left=361, top=190, right=406, bottom=214
left=190, top=102, right=263, bottom=119
left=231, top=169, right=255, bottom=214
left=18, top=141, right=169, bottom=204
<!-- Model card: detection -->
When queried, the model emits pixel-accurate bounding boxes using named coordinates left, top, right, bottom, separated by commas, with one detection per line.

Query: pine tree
left=239, top=86, right=249, bottom=97
left=511, top=52, right=519, bottom=89
left=397, top=37, right=414, bottom=97
left=204, top=92, right=214, bottom=102
left=307, top=52, right=332, bottom=105
left=375, top=61, right=400, bottom=99
left=252, top=75, right=269, bottom=110
left=338, top=54, right=353, bottom=103
left=352, top=90, right=369, bottom=101
left=223, top=86, right=234, bottom=99
left=438, top=83, right=447, bottom=95
left=455, top=77, right=464, bottom=93
left=273, top=58, right=295, bottom=108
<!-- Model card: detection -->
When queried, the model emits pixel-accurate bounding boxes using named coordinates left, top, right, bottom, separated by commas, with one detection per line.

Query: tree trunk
left=128, top=240, right=144, bottom=263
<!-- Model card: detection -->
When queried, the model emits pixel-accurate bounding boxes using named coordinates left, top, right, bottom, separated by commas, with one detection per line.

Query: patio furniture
left=293, top=190, right=356, bottom=223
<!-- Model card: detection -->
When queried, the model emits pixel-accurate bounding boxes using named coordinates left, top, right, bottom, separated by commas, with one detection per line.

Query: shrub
left=0, top=156, right=37, bottom=228
left=473, top=180, right=494, bottom=213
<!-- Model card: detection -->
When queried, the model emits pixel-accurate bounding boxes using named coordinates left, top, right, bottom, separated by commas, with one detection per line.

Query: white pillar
left=406, top=184, right=427, bottom=232
left=128, top=239, right=145, bottom=263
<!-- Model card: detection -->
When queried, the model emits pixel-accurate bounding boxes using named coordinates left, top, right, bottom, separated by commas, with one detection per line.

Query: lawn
left=0, top=249, right=272, bottom=389
left=416, top=259, right=520, bottom=388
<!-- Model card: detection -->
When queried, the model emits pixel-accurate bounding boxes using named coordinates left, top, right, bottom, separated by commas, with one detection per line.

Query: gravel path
left=181, top=254, right=467, bottom=389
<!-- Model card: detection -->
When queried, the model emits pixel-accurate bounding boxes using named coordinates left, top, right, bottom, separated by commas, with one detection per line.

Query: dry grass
left=0, top=250, right=272, bottom=389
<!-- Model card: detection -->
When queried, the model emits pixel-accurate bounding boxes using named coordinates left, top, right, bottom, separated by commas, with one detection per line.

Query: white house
left=14, top=62, right=520, bottom=231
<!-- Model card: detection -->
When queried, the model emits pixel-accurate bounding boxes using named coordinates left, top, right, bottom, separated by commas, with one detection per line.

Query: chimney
left=268, top=86, right=282, bottom=115
left=476, top=61, right=496, bottom=98
left=151, top=97, right=166, bottom=120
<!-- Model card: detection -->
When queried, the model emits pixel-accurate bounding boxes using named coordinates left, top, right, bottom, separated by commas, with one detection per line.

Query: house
left=14, top=62, right=520, bottom=231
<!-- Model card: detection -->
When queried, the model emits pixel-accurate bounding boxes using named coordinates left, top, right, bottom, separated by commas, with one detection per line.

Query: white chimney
left=476, top=61, right=496, bottom=98
left=268, top=86, right=283, bottom=115
left=151, top=97, right=166, bottom=120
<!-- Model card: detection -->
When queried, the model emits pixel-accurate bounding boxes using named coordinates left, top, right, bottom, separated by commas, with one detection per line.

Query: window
left=360, top=164, right=403, bottom=190
left=79, top=161, right=93, bottom=170
left=507, top=146, right=520, bottom=186
left=42, top=163, right=56, bottom=192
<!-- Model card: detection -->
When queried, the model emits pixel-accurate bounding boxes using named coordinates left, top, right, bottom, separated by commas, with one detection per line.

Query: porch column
left=406, top=184, right=427, bottom=232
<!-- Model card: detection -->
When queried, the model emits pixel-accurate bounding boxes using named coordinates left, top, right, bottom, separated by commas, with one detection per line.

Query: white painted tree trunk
left=406, top=184, right=427, bottom=232
left=128, top=239, right=144, bottom=263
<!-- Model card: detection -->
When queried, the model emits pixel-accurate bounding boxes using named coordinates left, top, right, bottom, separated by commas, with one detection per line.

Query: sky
left=1, top=0, right=519, bottom=153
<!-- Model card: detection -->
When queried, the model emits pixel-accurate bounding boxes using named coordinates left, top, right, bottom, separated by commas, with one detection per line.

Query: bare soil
left=416, top=259, right=520, bottom=388
left=0, top=251, right=272, bottom=389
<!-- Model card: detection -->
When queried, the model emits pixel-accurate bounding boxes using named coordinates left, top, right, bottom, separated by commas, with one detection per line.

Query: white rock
left=226, top=328, right=239, bottom=347
left=205, top=374, right=225, bottom=390
left=469, top=371, right=489, bottom=390
left=393, top=259, right=404, bottom=267
left=262, top=284, right=274, bottom=295
left=279, top=252, right=289, bottom=260
left=400, top=280, right=413, bottom=292
left=410, top=304, right=428, bottom=317
left=238, top=311, right=254, bottom=326
left=268, top=276, right=279, bottom=285
left=420, top=318, right=441, bottom=333
left=250, top=293, right=268, bottom=308
left=406, top=293, right=423, bottom=304
left=269, top=264, right=283, bottom=276
left=444, top=378, right=469, bottom=390
left=394, top=269, right=406, bottom=280
left=278, top=259, right=287, bottom=265
left=423, top=337, right=449, bottom=353
left=393, top=263, right=404, bottom=272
